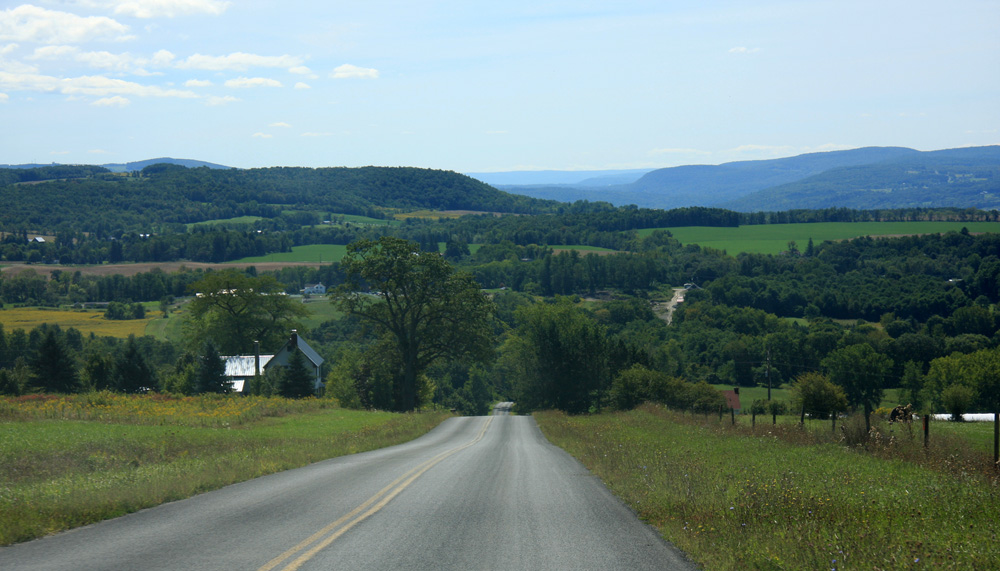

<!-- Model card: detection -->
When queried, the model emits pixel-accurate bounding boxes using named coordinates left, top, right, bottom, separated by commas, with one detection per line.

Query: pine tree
left=279, top=350, right=315, bottom=398
left=196, top=341, right=229, bottom=394
left=29, top=330, right=79, bottom=393
left=113, top=336, right=155, bottom=393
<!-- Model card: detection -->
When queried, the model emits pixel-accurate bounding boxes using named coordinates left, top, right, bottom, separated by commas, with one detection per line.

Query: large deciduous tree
left=790, top=371, right=847, bottom=421
left=186, top=269, right=309, bottom=355
left=332, top=237, right=496, bottom=412
left=502, top=299, right=608, bottom=414
left=822, top=343, right=892, bottom=431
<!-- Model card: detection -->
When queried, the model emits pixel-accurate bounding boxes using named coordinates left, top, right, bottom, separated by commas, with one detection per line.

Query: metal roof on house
left=221, top=355, right=274, bottom=377
left=293, top=337, right=324, bottom=367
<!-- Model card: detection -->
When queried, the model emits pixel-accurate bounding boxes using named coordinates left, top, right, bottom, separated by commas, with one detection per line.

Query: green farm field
left=710, top=384, right=904, bottom=411
left=640, top=221, right=1000, bottom=255
left=230, top=244, right=348, bottom=264
left=186, top=215, right=264, bottom=230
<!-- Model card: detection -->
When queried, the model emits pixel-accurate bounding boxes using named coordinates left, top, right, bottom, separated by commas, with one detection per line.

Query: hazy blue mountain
left=1, top=157, right=232, bottom=172
left=721, top=146, right=1000, bottom=212
left=622, top=147, right=921, bottom=209
left=104, top=158, right=232, bottom=172
left=492, top=146, right=1000, bottom=212
left=466, top=168, right=652, bottom=186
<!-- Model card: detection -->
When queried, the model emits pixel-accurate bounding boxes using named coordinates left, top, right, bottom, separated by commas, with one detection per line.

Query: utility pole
left=766, top=343, right=772, bottom=401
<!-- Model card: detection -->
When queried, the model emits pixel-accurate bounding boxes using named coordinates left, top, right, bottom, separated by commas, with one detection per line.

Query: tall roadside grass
left=536, top=405, right=1000, bottom=570
left=0, top=393, right=450, bottom=545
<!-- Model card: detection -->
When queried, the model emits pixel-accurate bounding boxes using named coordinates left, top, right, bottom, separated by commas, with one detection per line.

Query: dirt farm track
left=0, top=261, right=326, bottom=278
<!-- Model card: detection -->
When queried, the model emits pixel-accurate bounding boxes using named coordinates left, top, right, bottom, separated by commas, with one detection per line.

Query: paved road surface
left=0, top=404, right=694, bottom=570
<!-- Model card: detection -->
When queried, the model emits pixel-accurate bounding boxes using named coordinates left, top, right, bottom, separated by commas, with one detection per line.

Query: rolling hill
left=721, top=146, right=1000, bottom=211
left=491, top=146, right=1000, bottom=211
left=0, top=164, right=558, bottom=234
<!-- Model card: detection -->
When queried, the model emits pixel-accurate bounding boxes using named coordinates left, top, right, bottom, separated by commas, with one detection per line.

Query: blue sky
left=1, top=1, right=997, bottom=172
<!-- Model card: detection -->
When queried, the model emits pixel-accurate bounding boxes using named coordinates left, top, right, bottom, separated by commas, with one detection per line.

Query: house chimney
left=289, top=329, right=297, bottom=350
left=254, top=341, right=261, bottom=378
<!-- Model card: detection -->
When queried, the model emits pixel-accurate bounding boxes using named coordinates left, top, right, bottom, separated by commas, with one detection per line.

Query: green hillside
left=0, top=164, right=558, bottom=234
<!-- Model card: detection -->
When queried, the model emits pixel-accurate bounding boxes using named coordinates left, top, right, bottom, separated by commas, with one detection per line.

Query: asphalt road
left=0, top=404, right=695, bottom=570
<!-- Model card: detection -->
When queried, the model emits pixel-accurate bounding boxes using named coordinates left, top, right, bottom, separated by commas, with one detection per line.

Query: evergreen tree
left=196, top=341, right=230, bottom=394
left=29, top=330, right=79, bottom=393
left=279, top=350, right=315, bottom=398
left=113, top=336, right=156, bottom=393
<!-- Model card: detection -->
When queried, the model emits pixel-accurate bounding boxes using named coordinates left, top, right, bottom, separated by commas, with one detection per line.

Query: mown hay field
left=229, top=244, right=348, bottom=264
left=0, top=307, right=151, bottom=338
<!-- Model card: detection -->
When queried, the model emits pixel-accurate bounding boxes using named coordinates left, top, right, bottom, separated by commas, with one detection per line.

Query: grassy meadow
left=536, top=405, right=1000, bottom=570
left=229, top=244, right=348, bottom=264
left=0, top=393, right=451, bottom=545
left=642, top=221, right=1000, bottom=255
left=0, top=307, right=153, bottom=338
left=710, top=384, right=905, bottom=411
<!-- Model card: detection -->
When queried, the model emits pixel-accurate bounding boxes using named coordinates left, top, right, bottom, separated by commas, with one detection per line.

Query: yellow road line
left=258, top=416, right=494, bottom=571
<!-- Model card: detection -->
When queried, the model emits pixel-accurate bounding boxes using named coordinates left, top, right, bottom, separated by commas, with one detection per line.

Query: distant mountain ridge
left=466, top=168, right=652, bottom=186
left=492, top=146, right=1000, bottom=211
left=0, top=157, right=231, bottom=172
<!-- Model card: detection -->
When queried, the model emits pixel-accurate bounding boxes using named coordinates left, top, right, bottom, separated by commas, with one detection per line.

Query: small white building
left=303, top=283, right=326, bottom=295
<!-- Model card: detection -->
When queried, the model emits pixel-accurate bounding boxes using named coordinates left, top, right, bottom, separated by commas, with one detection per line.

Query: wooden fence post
left=923, top=414, right=929, bottom=448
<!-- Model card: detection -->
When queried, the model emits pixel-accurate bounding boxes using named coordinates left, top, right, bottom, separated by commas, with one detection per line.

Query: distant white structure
left=303, top=283, right=326, bottom=295
left=932, top=413, right=996, bottom=422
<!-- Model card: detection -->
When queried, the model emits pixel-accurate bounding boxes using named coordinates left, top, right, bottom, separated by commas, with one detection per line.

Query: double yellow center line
left=258, top=416, right=494, bottom=571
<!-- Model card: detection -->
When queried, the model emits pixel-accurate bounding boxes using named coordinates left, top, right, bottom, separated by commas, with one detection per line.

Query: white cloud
left=294, top=81, right=310, bottom=89
left=97, top=0, right=232, bottom=19
left=205, top=94, right=238, bottom=105
left=728, top=47, right=761, bottom=55
left=151, top=49, right=175, bottom=67
left=30, top=45, right=79, bottom=59
left=30, top=46, right=159, bottom=74
left=252, top=132, right=272, bottom=138
left=93, top=95, right=130, bottom=106
left=0, top=5, right=132, bottom=44
left=62, top=74, right=198, bottom=98
left=289, top=66, right=316, bottom=76
left=224, top=76, right=282, bottom=88
left=177, top=52, right=303, bottom=71
left=331, top=64, right=378, bottom=79
left=269, top=122, right=291, bottom=127
left=0, top=92, right=8, bottom=102
left=0, top=70, right=198, bottom=100
left=77, top=50, right=139, bottom=71
left=185, top=78, right=211, bottom=87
